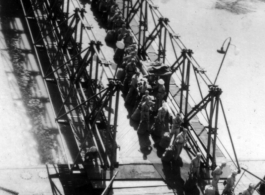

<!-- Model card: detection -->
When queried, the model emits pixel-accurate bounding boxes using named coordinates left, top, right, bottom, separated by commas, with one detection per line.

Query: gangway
left=19, top=0, right=179, bottom=194
left=17, top=0, right=252, bottom=194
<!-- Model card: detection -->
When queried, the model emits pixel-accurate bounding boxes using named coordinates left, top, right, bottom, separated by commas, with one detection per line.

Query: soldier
left=124, top=43, right=137, bottom=55
left=190, top=152, right=202, bottom=179
left=108, top=4, right=119, bottom=26
left=222, top=170, right=238, bottom=195
left=117, top=24, right=130, bottom=41
left=174, top=127, right=188, bottom=159
left=240, top=183, right=256, bottom=195
left=171, top=112, right=183, bottom=137
left=151, top=102, right=169, bottom=139
left=155, top=79, right=166, bottom=111
left=84, top=146, right=98, bottom=167
left=109, top=10, right=121, bottom=29
left=124, top=32, right=134, bottom=48
left=131, top=81, right=150, bottom=121
left=212, top=162, right=227, bottom=194
left=139, top=90, right=151, bottom=104
left=123, top=62, right=137, bottom=94
left=137, top=98, right=152, bottom=134
left=137, top=78, right=150, bottom=100
left=125, top=72, right=140, bottom=106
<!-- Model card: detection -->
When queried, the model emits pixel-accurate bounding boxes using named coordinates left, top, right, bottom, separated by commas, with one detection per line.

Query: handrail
left=220, top=100, right=240, bottom=172
left=241, top=168, right=265, bottom=183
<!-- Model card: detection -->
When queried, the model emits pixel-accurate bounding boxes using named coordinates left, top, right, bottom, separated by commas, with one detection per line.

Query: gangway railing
left=20, top=0, right=122, bottom=171
left=121, top=0, right=240, bottom=170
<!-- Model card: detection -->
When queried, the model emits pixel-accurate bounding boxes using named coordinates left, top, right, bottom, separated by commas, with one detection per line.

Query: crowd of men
left=87, top=0, right=265, bottom=194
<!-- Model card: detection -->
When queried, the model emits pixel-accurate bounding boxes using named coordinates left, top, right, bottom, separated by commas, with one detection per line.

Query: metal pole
left=234, top=169, right=246, bottom=189
left=101, top=171, right=119, bottom=195
left=212, top=96, right=220, bottom=168
left=162, top=23, right=167, bottom=63
left=179, top=50, right=186, bottom=114
left=241, top=168, right=265, bottom=183
left=112, top=87, right=120, bottom=168
left=184, top=52, right=191, bottom=117
left=207, top=94, right=214, bottom=168
left=214, top=38, right=231, bottom=85
left=220, top=99, right=241, bottom=172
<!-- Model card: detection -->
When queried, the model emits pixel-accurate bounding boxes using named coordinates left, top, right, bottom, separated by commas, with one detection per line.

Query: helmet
left=158, top=79, right=165, bottom=85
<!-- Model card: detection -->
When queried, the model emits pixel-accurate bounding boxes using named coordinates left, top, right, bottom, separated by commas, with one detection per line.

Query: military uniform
left=222, top=173, right=236, bottom=195
left=190, top=154, right=201, bottom=178
left=171, top=114, right=183, bottom=136
left=174, top=130, right=187, bottom=159
left=151, top=106, right=168, bottom=138
left=241, top=188, right=254, bottom=195
left=212, top=163, right=226, bottom=193
left=124, top=33, right=134, bottom=48
left=117, top=27, right=130, bottom=41
left=123, top=62, right=137, bottom=94
left=125, top=73, right=139, bottom=106
left=137, top=101, right=150, bottom=134
left=155, top=82, right=166, bottom=110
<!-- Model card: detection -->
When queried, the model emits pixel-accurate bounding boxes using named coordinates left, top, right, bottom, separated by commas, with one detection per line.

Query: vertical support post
left=66, top=0, right=70, bottom=19
left=206, top=86, right=222, bottom=169
left=126, top=0, right=131, bottom=26
left=112, top=85, right=120, bottom=168
left=79, top=23, right=84, bottom=50
left=108, top=91, right=113, bottom=128
left=206, top=94, right=214, bottom=167
left=179, top=49, right=187, bottom=114
left=212, top=94, right=220, bottom=167
left=158, top=19, right=163, bottom=61
left=138, top=0, right=144, bottom=46
left=184, top=50, right=192, bottom=116
left=122, top=0, right=126, bottom=18
left=162, top=23, right=167, bottom=63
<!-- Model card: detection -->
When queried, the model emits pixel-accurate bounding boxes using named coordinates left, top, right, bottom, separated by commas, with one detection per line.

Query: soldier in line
left=123, top=32, right=134, bottom=48
left=173, top=127, right=188, bottom=159
left=123, top=61, right=137, bottom=94
left=117, top=24, right=130, bottom=41
left=155, top=79, right=166, bottom=111
left=107, top=3, right=119, bottom=23
left=137, top=78, right=150, bottom=103
left=124, top=43, right=137, bottom=55
left=151, top=102, right=169, bottom=141
left=240, top=183, right=256, bottom=195
left=171, top=112, right=183, bottom=137
left=125, top=71, right=140, bottom=107
left=137, top=98, right=152, bottom=134
left=222, top=170, right=238, bottom=195
left=212, top=162, right=227, bottom=194
left=131, top=80, right=151, bottom=121
left=190, top=152, right=202, bottom=179
left=122, top=52, right=137, bottom=67
left=139, top=90, right=151, bottom=105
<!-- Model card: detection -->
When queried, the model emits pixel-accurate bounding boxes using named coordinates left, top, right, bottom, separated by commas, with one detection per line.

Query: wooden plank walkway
left=71, top=0, right=164, bottom=165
